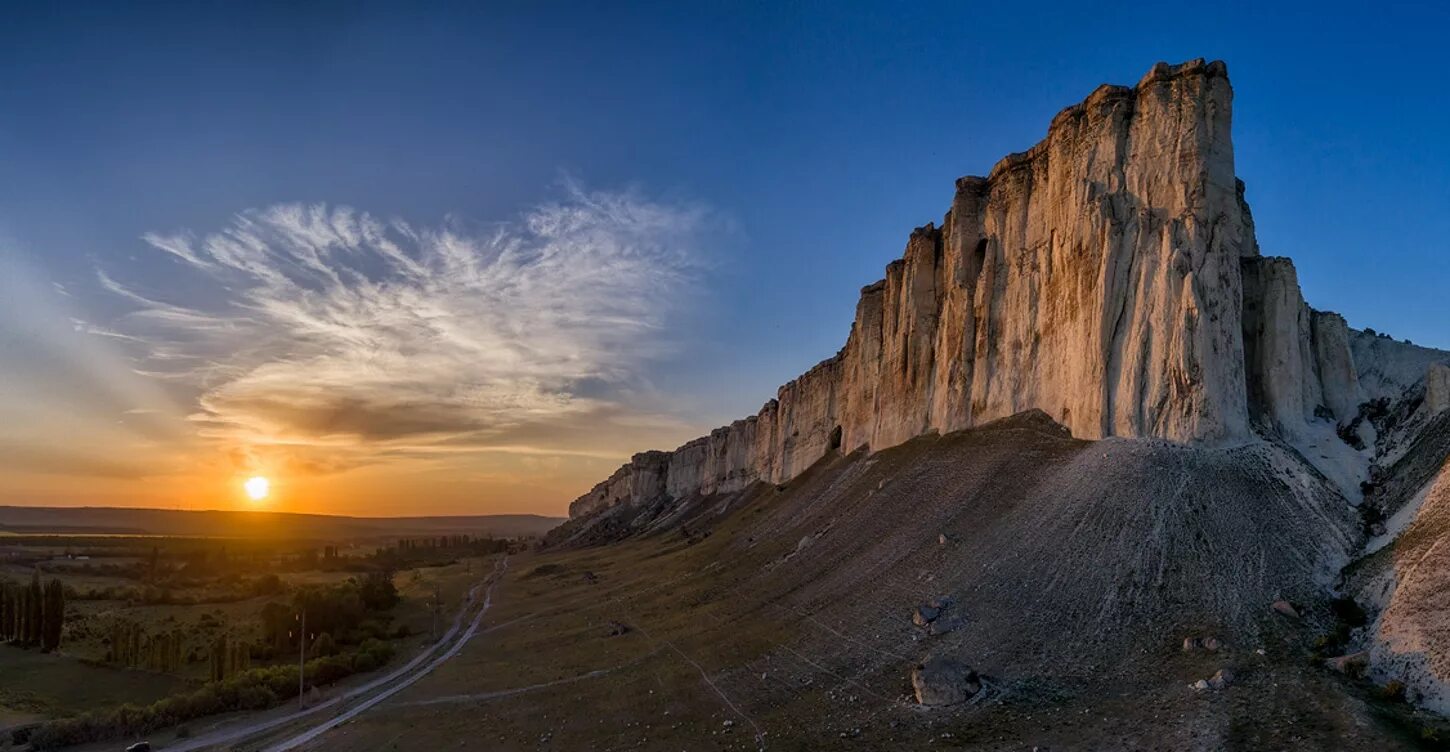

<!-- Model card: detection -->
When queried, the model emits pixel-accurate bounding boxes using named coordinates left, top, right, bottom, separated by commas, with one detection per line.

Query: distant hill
left=0, top=506, right=561, bottom=540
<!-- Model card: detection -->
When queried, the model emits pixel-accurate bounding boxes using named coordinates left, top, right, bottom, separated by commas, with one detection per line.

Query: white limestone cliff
left=566, top=59, right=1437, bottom=522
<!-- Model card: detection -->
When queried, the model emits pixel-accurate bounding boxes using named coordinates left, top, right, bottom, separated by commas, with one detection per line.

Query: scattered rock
left=1271, top=600, right=1300, bottom=619
left=910, top=657, right=981, bottom=706
left=938, top=532, right=956, bottom=546
left=913, top=596, right=955, bottom=628
left=1325, top=651, right=1369, bottom=675
left=605, top=621, right=631, bottom=637
left=1182, top=635, right=1221, bottom=652
left=1190, top=668, right=1233, bottom=692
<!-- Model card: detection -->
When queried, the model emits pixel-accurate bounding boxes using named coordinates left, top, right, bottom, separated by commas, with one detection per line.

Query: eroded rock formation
left=568, top=59, right=1445, bottom=524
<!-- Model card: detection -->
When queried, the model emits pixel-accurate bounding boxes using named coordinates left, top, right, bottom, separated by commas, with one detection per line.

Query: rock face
left=1426, top=364, right=1450, bottom=415
left=1350, top=330, right=1450, bottom=403
left=1240, top=257, right=1364, bottom=439
left=565, top=59, right=1447, bottom=526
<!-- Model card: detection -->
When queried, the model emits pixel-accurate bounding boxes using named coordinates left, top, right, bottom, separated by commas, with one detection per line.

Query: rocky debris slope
left=600, top=411, right=1365, bottom=747
left=567, top=58, right=1442, bottom=525
left=1346, top=382, right=1450, bottom=712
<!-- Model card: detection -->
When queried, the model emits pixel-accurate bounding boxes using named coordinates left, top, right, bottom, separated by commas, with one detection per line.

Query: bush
left=250, top=573, right=284, bottom=596
left=1381, top=679, right=1407, bottom=702
left=310, top=632, right=338, bottom=659
left=1331, top=597, right=1368, bottom=628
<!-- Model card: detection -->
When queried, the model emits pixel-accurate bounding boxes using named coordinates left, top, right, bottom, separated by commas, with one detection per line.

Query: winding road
left=164, top=555, right=509, bottom=752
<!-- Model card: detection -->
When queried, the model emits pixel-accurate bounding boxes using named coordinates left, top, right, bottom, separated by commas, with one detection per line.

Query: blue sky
left=2, top=2, right=1447, bottom=514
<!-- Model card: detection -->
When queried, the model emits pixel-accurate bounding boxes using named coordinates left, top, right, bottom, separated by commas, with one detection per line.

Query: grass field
left=0, top=532, right=511, bottom=747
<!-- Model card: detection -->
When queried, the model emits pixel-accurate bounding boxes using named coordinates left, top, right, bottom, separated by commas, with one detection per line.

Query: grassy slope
left=304, top=414, right=1428, bottom=751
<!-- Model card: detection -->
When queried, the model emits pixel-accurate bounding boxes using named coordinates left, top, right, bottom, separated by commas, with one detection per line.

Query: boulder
left=912, top=605, right=941, bottom=627
left=1325, top=651, right=1368, bottom=675
left=1271, top=600, right=1300, bottom=619
left=910, top=657, right=981, bottom=706
left=1182, top=635, right=1221, bottom=652
left=1208, top=669, right=1234, bottom=690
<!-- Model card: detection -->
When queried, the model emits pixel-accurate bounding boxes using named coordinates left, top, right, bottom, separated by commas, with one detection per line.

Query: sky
left=2, top=2, right=1448, bottom=517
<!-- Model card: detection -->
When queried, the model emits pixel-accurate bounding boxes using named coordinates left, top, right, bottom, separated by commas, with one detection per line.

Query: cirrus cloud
left=95, top=182, right=716, bottom=475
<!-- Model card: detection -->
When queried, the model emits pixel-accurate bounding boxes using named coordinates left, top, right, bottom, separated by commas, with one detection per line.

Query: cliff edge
left=565, top=59, right=1444, bottom=527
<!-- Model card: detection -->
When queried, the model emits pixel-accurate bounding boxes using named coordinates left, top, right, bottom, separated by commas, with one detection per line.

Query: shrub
left=1381, top=679, right=1407, bottom=702
left=1331, top=597, right=1368, bottom=628
left=310, top=632, right=338, bottom=659
left=27, top=642, right=394, bottom=749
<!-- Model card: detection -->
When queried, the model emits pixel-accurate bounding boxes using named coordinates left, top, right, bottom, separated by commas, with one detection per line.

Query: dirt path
left=160, top=556, right=509, bottom=752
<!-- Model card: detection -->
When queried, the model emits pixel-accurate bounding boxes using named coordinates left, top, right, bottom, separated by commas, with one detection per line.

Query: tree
left=309, top=632, right=337, bottom=659
left=41, top=578, right=64, bottom=652
left=26, top=571, right=43, bottom=645
left=359, top=571, right=398, bottom=611
left=0, top=581, right=12, bottom=641
left=209, top=634, right=251, bottom=681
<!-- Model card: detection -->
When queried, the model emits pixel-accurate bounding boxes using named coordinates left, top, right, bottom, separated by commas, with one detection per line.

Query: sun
left=243, top=476, right=270, bottom=502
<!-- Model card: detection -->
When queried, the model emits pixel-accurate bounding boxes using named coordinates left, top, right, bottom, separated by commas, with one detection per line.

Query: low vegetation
left=0, top=531, right=520, bottom=748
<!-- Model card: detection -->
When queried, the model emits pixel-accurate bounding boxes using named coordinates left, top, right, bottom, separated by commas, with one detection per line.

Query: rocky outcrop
left=1428, top=364, right=1450, bottom=415
left=566, top=59, right=1443, bottom=525
left=1350, top=330, right=1450, bottom=403
left=1240, top=257, right=1364, bottom=438
left=567, top=450, right=670, bottom=519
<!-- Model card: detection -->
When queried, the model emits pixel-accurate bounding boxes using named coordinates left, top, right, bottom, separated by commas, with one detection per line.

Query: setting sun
left=243, top=476, right=270, bottom=502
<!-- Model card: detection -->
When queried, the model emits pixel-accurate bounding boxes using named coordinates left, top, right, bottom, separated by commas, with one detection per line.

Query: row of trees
left=107, top=620, right=187, bottom=672
left=29, top=638, right=396, bottom=750
left=0, top=572, right=65, bottom=651
left=209, top=633, right=253, bottom=681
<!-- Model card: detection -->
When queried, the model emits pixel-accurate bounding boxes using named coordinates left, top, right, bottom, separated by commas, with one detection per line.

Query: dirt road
left=162, top=556, right=508, bottom=751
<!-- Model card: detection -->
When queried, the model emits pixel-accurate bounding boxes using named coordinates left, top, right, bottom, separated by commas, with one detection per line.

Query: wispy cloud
left=95, top=182, right=713, bottom=475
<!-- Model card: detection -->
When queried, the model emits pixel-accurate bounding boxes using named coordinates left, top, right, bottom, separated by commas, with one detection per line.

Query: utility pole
left=297, top=609, right=307, bottom=708
left=430, top=583, right=441, bottom=640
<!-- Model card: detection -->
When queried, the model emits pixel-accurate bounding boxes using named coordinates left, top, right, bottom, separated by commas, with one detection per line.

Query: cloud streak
left=97, top=182, right=712, bottom=476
